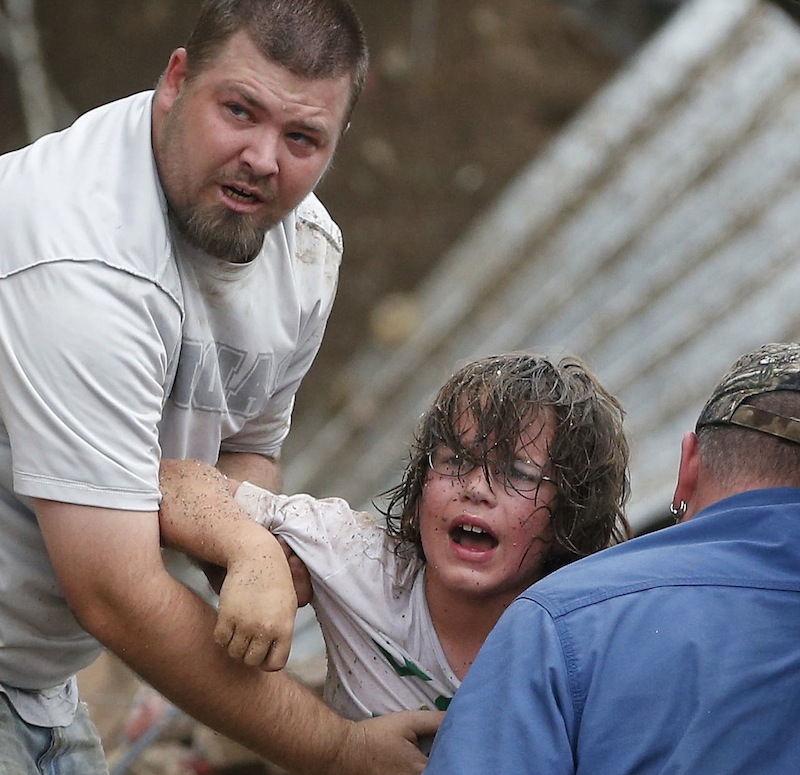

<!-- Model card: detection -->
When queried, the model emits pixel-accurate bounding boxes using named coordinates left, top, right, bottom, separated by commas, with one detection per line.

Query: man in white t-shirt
left=0, top=2, right=439, bottom=774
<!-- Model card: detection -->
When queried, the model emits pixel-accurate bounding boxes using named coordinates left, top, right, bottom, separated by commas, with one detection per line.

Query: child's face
left=419, top=411, right=557, bottom=606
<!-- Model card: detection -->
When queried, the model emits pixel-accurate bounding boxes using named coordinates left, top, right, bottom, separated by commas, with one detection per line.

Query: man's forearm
left=121, top=574, right=349, bottom=772
left=217, top=451, right=282, bottom=492
left=36, top=497, right=344, bottom=770
left=90, top=550, right=433, bottom=774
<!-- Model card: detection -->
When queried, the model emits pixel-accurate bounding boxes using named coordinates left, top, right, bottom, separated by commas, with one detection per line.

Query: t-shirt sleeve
left=234, top=481, right=384, bottom=582
left=0, top=260, right=181, bottom=510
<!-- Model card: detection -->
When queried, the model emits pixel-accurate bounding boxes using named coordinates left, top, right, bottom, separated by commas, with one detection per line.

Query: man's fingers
left=277, top=536, right=313, bottom=606
left=409, top=709, right=445, bottom=738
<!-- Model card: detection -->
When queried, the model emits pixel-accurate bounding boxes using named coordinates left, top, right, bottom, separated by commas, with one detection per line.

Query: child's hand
left=157, top=459, right=298, bottom=670
left=214, top=527, right=298, bottom=671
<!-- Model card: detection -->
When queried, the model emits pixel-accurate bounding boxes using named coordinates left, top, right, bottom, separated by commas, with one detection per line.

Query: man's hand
left=33, top=495, right=441, bottom=775
left=277, top=535, right=314, bottom=606
left=329, top=710, right=445, bottom=775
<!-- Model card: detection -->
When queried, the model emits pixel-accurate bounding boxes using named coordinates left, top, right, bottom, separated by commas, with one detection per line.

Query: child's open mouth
left=450, top=524, right=498, bottom=552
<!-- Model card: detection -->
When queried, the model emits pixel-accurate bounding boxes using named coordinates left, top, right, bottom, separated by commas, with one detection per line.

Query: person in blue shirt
left=425, top=341, right=800, bottom=775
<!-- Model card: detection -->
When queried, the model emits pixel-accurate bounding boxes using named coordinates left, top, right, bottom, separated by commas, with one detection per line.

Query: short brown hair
left=381, top=352, right=631, bottom=574
left=698, top=390, right=800, bottom=489
left=184, top=0, right=368, bottom=125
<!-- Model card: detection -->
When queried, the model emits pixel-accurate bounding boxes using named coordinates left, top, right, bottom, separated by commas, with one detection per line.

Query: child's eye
left=509, top=460, right=544, bottom=484
left=429, top=448, right=469, bottom=477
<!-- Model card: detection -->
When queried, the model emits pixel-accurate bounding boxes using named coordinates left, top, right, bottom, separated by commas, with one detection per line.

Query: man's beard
left=170, top=201, right=275, bottom=264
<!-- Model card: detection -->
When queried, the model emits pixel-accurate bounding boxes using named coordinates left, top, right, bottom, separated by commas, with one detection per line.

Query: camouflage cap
left=696, top=343, right=800, bottom=445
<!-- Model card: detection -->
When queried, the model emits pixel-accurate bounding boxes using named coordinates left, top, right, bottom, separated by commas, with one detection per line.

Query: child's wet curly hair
left=381, top=352, right=631, bottom=574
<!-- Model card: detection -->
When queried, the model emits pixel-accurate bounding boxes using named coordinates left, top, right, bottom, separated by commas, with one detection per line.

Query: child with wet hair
left=384, top=352, right=631, bottom=575
left=159, top=351, right=631, bottom=723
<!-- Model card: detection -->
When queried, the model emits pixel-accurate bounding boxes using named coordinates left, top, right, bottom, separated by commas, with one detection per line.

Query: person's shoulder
left=521, top=528, right=683, bottom=617
left=294, top=194, right=344, bottom=256
left=71, top=91, right=153, bottom=130
left=12, top=91, right=153, bottom=165
left=0, top=91, right=176, bottom=289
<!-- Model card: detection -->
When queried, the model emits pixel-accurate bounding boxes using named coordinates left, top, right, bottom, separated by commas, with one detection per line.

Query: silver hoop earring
left=669, top=500, right=687, bottom=523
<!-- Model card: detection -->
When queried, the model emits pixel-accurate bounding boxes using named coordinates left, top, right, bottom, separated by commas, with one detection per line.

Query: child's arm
left=158, top=458, right=297, bottom=672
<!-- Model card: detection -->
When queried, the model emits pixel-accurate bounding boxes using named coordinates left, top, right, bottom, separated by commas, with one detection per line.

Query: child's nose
left=461, top=464, right=497, bottom=503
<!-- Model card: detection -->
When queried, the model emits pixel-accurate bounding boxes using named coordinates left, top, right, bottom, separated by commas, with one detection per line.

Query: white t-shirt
left=235, top=482, right=460, bottom=720
left=0, top=92, right=342, bottom=723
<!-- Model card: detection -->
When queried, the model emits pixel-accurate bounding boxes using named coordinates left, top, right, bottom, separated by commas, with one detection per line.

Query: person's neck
left=424, top=574, right=521, bottom=681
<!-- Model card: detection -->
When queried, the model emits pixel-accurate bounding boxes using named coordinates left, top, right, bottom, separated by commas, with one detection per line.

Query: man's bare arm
left=35, top=499, right=439, bottom=774
left=217, top=450, right=282, bottom=491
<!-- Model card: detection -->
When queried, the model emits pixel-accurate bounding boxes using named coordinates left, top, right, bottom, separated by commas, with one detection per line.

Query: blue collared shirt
left=426, top=488, right=800, bottom=774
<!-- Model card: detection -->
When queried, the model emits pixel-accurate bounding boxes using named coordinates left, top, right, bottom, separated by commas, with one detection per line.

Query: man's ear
left=672, top=431, right=701, bottom=521
left=155, top=48, right=189, bottom=112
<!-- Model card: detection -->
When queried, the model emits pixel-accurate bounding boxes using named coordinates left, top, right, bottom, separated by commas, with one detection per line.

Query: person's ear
left=671, top=431, right=701, bottom=522
left=155, top=48, right=189, bottom=112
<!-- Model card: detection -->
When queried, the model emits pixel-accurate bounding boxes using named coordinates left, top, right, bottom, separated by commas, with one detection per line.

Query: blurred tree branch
left=2, top=0, right=74, bottom=141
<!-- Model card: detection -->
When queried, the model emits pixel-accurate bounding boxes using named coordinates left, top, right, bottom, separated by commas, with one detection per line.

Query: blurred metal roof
left=284, top=0, right=800, bottom=535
